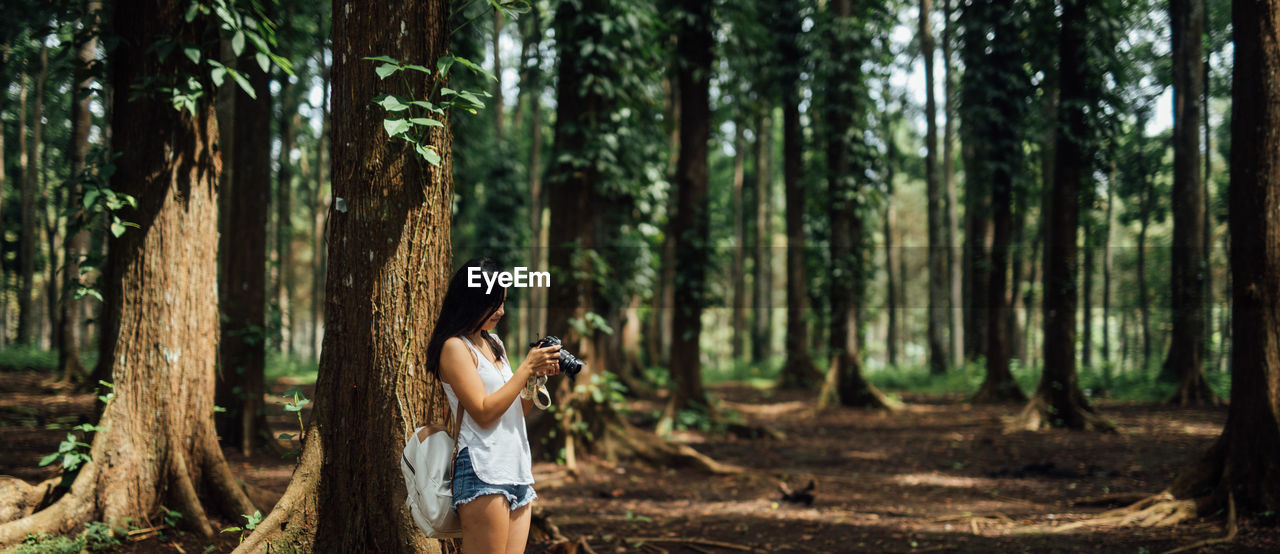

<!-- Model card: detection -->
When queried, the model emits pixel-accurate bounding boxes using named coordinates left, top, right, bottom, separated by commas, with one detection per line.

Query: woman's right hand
left=519, top=344, right=562, bottom=378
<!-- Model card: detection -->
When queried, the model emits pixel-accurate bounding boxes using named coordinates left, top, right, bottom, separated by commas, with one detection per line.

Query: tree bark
left=311, top=57, right=330, bottom=361
left=18, top=45, right=47, bottom=346
left=776, top=0, right=821, bottom=389
left=235, top=0, right=454, bottom=550
left=819, top=0, right=893, bottom=410
left=276, top=75, right=298, bottom=357
left=493, top=10, right=505, bottom=142
left=884, top=129, right=900, bottom=369
left=216, top=47, right=275, bottom=456
left=1147, top=0, right=1280, bottom=514
left=973, top=0, right=1026, bottom=403
left=1016, top=0, right=1108, bottom=431
left=667, top=0, right=714, bottom=409
left=0, top=2, right=258, bottom=544
left=1163, top=0, right=1218, bottom=405
left=752, top=111, right=773, bottom=363
left=943, top=0, right=963, bottom=369
left=731, top=125, right=748, bottom=362
left=59, top=0, right=103, bottom=382
left=922, top=0, right=948, bottom=376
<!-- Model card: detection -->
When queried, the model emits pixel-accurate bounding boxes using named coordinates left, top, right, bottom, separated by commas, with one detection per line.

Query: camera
left=529, top=335, right=585, bottom=380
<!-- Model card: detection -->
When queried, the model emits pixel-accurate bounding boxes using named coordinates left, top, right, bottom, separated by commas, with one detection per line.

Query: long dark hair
left=426, top=257, right=508, bottom=378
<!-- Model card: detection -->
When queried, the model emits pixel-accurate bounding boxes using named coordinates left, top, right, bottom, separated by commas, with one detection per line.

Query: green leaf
left=110, top=221, right=126, bottom=238
left=363, top=55, right=400, bottom=64
left=183, top=46, right=201, bottom=65
left=277, top=433, right=294, bottom=440
left=375, top=63, right=399, bottom=80
left=82, top=189, right=101, bottom=209
left=372, top=94, right=410, bottom=112
left=408, top=100, right=443, bottom=114
left=436, top=56, right=456, bottom=77
left=231, top=30, right=245, bottom=57
left=39, top=453, right=59, bottom=467
left=415, top=144, right=442, bottom=166
left=408, top=117, right=443, bottom=128
left=256, top=52, right=270, bottom=73
left=403, top=64, right=430, bottom=74
left=440, top=87, right=457, bottom=96
left=383, top=118, right=411, bottom=138
left=228, top=67, right=256, bottom=99
left=184, top=2, right=200, bottom=22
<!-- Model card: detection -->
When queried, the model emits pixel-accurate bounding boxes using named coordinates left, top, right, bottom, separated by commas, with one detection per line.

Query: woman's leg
left=457, top=495, right=509, bottom=554
left=504, top=503, right=532, bottom=554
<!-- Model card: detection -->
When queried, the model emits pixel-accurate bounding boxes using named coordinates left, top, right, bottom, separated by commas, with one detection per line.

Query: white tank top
left=441, top=334, right=535, bottom=485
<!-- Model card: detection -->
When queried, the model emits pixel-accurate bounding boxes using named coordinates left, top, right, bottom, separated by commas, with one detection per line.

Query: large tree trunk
left=922, top=0, right=948, bottom=376
left=1162, top=0, right=1218, bottom=405
left=667, top=0, right=714, bottom=411
left=752, top=111, right=774, bottom=363
left=1112, top=4, right=1280, bottom=518
left=18, top=45, right=47, bottom=346
left=819, top=0, right=893, bottom=410
left=0, top=2, right=258, bottom=543
left=59, top=0, right=102, bottom=383
left=215, top=48, right=275, bottom=456
left=235, top=0, right=454, bottom=550
left=1016, top=0, right=1108, bottom=431
left=777, top=0, right=821, bottom=389
left=731, top=126, right=748, bottom=362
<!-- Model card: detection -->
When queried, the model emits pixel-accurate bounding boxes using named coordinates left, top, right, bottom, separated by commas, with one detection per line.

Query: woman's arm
left=439, top=337, right=559, bottom=429
left=521, top=396, right=534, bottom=415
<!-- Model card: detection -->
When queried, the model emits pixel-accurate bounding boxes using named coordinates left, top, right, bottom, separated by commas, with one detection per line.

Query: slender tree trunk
left=943, top=0, right=963, bottom=369
left=216, top=47, right=275, bottom=456
left=922, top=0, right=948, bottom=376
left=1022, top=223, right=1041, bottom=364
left=60, top=0, right=103, bottom=382
left=973, top=0, right=1026, bottom=403
left=276, top=80, right=296, bottom=357
left=18, top=45, right=47, bottom=346
left=731, top=125, right=748, bottom=362
left=884, top=131, right=900, bottom=369
left=752, top=111, right=773, bottom=363
left=0, top=2, right=258, bottom=543
left=1139, top=176, right=1153, bottom=367
left=1083, top=216, right=1095, bottom=370
left=235, top=1, right=454, bottom=549
left=651, top=64, right=681, bottom=369
left=1008, top=196, right=1028, bottom=363
left=1103, top=163, right=1114, bottom=370
left=819, top=0, right=893, bottom=410
left=312, top=58, right=330, bottom=361
left=43, top=130, right=60, bottom=351
left=1163, top=0, right=1218, bottom=405
left=525, top=11, right=545, bottom=350
left=1017, top=0, right=1108, bottom=430
left=776, top=0, right=820, bottom=389
left=961, top=160, right=991, bottom=362
left=493, top=10, right=505, bottom=141
left=667, top=0, right=714, bottom=410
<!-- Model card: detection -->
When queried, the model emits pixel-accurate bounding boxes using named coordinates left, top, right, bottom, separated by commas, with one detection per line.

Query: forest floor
left=3, top=368, right=1279, bottom=553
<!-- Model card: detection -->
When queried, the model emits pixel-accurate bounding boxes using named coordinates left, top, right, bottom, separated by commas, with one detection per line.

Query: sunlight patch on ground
left=721, top=400, right=809, bottom=417
left=890, top=472, right=998, bottom=489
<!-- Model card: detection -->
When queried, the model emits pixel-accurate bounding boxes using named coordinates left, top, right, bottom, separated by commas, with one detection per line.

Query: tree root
left=170, top=448, right=214, bottom=538
left=1008, top=394, right=1116, bottom=433
left=1161, top=493, right=1236, bottom=554
left=0, top=458, right=99, bottom=546
left=0, top=476, right=61, bottom=524
left=232, top=429, right=323, bottom=553
left=201, top=434, right=260, bottom=519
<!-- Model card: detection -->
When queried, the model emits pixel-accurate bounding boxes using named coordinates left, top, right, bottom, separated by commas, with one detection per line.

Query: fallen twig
left=1069, top=492, right=1156, bottom=507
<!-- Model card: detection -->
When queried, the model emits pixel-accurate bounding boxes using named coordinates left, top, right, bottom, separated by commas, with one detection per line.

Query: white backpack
left=400, top=406, right=465, bottom=538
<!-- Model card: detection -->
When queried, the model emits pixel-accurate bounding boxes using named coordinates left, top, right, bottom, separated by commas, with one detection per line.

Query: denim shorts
left=451, top=447, right=537, bottom=512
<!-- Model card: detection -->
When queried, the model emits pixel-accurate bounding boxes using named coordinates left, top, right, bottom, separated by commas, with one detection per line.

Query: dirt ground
left=3, top=370, right=1278, bottom=553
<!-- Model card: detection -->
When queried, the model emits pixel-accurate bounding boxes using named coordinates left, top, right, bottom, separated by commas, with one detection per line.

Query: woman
left=425, top=257, right=561, bottom=554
